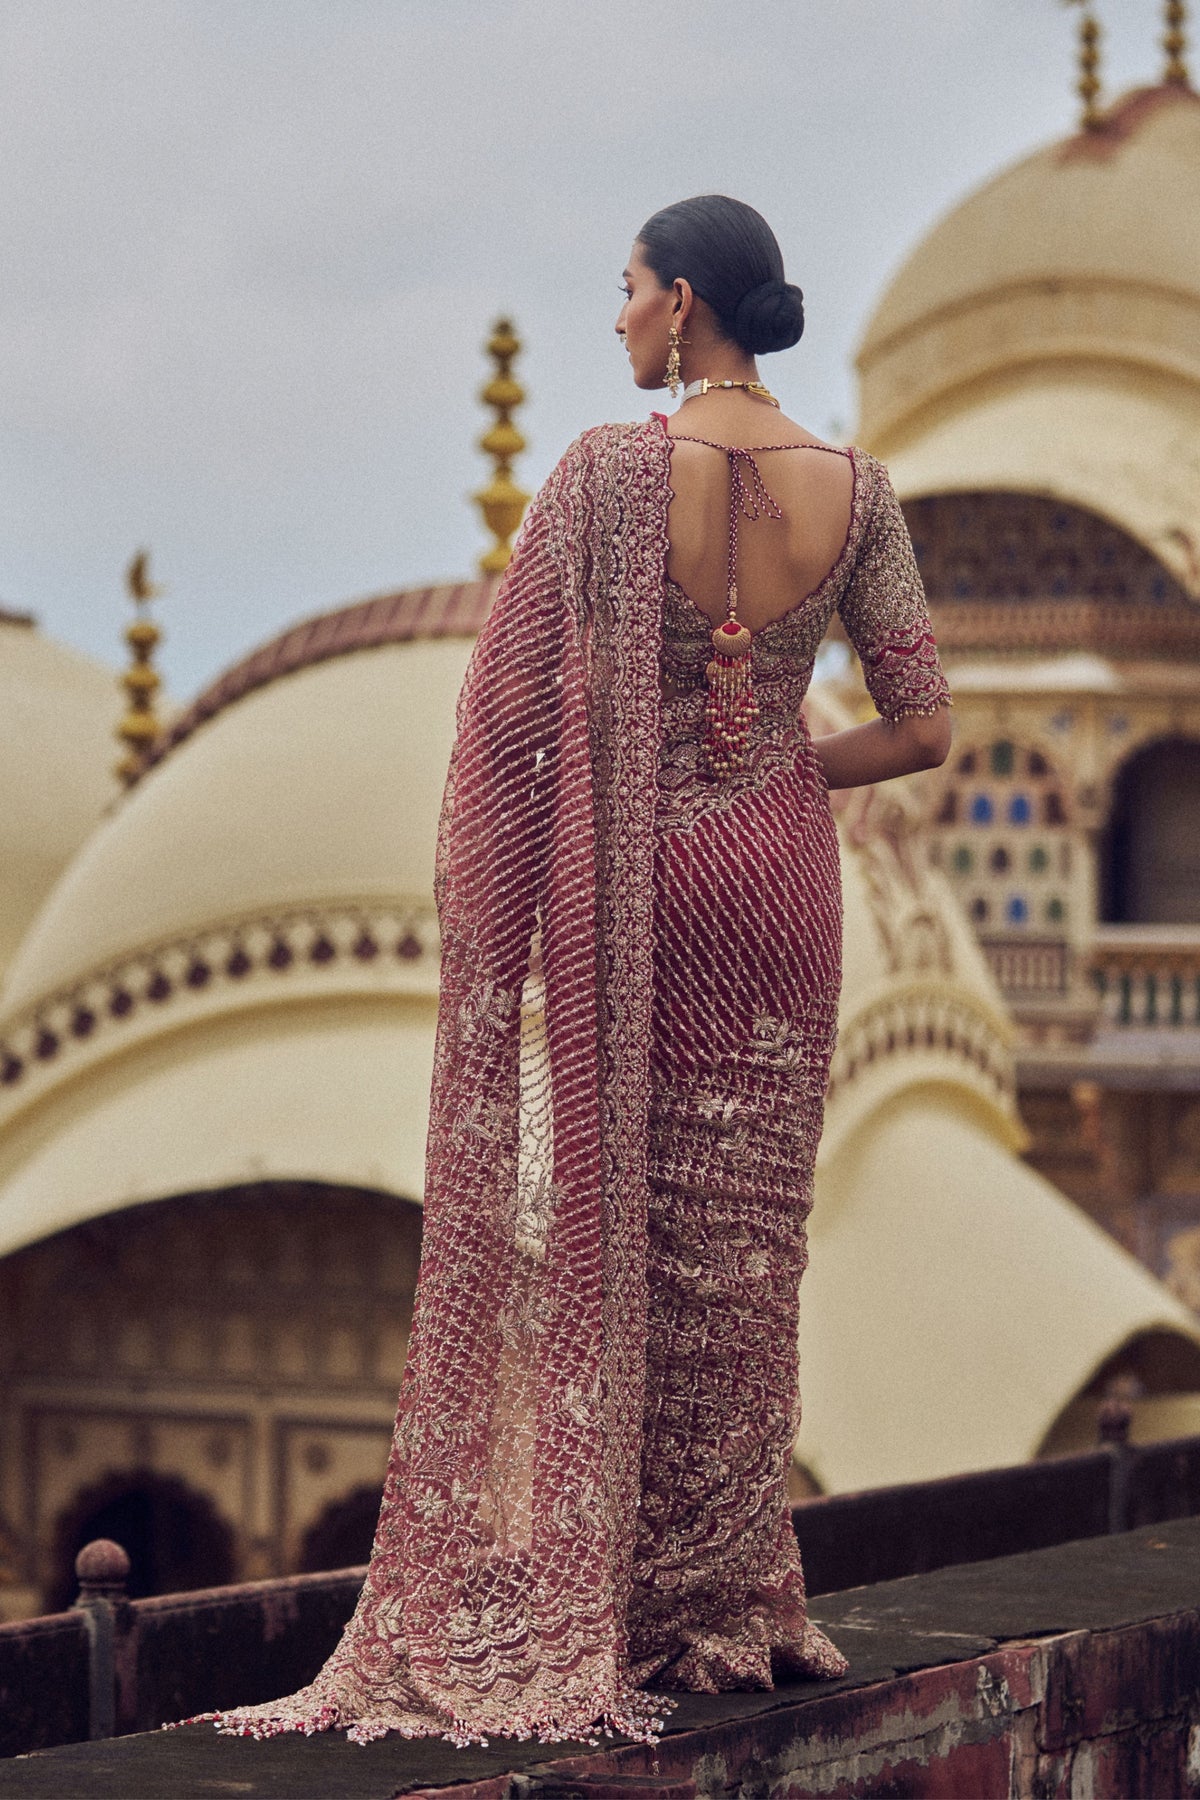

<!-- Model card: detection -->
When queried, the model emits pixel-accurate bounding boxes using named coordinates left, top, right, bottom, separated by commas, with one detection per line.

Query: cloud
left=0, top=0, right=1169, bottom=695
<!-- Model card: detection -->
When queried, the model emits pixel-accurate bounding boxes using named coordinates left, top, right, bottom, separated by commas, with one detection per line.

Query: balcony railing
left=1089, top=926, right=1200, bottom=1029
left=981, top=935, right=1070, bottom=996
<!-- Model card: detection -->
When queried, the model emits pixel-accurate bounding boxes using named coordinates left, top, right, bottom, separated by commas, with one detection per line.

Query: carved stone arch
left=1038, top=1330, right=1200, bottom=1459
left=45, top=1467, right=236, bottom=1612
left=297, top=1483, right=383, bottom=1574
left=1100, top=734, right=1200, bottom=924
left=901, top=491, right=1198, bottom=658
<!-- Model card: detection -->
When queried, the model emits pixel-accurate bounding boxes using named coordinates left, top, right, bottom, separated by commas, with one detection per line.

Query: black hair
left=636, top=194, right=804, bottom=355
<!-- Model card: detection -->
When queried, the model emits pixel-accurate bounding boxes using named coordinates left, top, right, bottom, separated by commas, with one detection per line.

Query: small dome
left=856, top=85, right=1200, bottom=593
left=861, top=86, right=1200, bottom=366
left=0, top=613, right=120, bottom=988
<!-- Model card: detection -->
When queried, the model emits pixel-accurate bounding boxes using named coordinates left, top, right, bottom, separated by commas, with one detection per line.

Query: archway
left=47, top=1470, right=235, bottom=1612
left=297, top=1484, right=382, bottom=1573
left=1103, top=739, right=1200, bottom=924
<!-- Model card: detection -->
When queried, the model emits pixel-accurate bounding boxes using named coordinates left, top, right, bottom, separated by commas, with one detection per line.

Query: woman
left=196, top=195, right=951, bottom=1749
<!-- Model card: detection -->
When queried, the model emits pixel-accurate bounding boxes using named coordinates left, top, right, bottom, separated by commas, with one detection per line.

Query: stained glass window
left=990, top=740, right=1015, bottom=777
left=1009, top=793, right=1032, bottom=826
left=1006, top=895, right=1029, bottom=925
left=990, top=845, right=1010, bottom=873
left=970, top=794, right=993, bottom=825
left=953, top=845, right=973, bottom=873
left=1029, top=845, right=1049, bottom=873
left=1046, top=897, right=1065, bottom=923
left=970, top=897, right=989, bottom=922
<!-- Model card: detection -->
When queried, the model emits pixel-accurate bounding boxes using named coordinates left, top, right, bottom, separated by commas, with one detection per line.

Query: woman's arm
left=815, top=704, right=952, bottom=791
left=828, top=455, right=953, bottom=790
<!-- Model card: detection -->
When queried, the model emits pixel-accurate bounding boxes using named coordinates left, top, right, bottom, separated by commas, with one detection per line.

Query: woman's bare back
left=663, top=401, right=854, bottom=634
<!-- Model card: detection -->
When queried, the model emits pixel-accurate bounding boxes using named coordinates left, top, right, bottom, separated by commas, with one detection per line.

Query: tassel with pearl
left=704, top=599, right=759, bottom=778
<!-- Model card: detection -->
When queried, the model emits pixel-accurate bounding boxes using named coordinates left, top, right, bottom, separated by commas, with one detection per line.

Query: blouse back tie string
left=669, top=435, right=811, bottom=780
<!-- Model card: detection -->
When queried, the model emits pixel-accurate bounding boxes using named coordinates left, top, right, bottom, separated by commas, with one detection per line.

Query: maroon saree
left=195, top=416, right=948, bottom=1746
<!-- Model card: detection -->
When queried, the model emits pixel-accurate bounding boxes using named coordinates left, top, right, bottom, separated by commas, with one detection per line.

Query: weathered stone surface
left=2, top=1519, right=1199, bottom=1796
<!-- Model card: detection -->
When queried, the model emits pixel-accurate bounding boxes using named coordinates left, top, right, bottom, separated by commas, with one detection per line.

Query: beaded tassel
left=675, top=438, right=783, bottom=780
left=704, top=590, right=759, bottom=778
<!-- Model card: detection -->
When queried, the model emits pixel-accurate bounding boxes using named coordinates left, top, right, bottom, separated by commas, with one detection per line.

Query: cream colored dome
left=2, top=595, right=1198, bottom=1493
left=2, top=629, right=475, bottom=1013
left=0, top=613, right=120, bottom=989
left=0, top=584, right=491, bottom=1252
left=862, top=85, right=1200, bottom=362
left=856, top=84, right=1200, bottom=593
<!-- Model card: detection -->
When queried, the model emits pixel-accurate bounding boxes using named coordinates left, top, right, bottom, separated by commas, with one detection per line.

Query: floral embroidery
left=183, top=429, right=949, bottom=1749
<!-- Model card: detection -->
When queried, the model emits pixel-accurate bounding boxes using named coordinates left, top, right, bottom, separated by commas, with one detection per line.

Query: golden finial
left=1065, top=0, right=1104, bottom=129
left=115, top=548, right=164, bottom=786
left=473, top=317, right=530, bottom=574
left=1163, top=0, right=1191, bottom=86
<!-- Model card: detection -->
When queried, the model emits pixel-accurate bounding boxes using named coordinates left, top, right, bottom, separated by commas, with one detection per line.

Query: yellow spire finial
left=473, top=317, right=530, bottom=575
left=115, top=548, right=164, bottom=786
left=1065, top=0, right=1104, bottom=129
left=1163, top=0, right=1191, bottom=86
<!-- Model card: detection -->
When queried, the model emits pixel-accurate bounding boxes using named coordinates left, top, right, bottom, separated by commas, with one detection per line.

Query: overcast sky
left=0, top=0, right=1176, bottom=698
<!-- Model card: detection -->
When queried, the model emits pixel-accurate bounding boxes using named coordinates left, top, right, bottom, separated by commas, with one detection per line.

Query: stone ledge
left=3, top=1515, right=1199, bottom=1798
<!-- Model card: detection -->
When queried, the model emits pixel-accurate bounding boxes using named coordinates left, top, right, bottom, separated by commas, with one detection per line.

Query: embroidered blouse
left=659, top=438, right=951, bottom=731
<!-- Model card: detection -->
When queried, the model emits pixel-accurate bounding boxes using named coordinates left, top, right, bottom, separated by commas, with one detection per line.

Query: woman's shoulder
left=539, top=418, right=667, bottom=498
left=564, top=417, right=664, bottom=459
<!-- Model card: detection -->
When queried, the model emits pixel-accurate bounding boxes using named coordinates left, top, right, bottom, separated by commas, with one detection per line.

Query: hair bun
left=732, top=278, right=805, bottom=355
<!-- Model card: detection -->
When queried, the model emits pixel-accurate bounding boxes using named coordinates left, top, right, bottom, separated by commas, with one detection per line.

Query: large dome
left=0, top=583, right=493, bottom=1252
left=0, top=611, right=120, bottom=989
left=856, top=83, right=1200, bottom=593
left=1, top=589, right=1197, bottom=1490
left=0, top=585, right=492, bottom=1013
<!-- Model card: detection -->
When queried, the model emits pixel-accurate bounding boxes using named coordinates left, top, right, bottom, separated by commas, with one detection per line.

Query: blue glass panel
left=969, top=793, right=993, bottom=825
left=1009, top=793, right=1032, bottom=825
left=1006, top=895, right=1029, bottom=925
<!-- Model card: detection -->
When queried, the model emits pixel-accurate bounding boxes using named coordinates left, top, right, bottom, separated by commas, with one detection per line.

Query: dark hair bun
left=732, top=279, right=805, bottom=354
left=637, top=196, right=804, bottom=358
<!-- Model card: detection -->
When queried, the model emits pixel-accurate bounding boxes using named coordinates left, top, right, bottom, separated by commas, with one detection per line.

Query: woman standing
left=197, top=195, right=951, bottom=1749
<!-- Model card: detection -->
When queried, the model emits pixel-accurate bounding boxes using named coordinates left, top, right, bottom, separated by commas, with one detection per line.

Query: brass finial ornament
left=473, top=317, right=530, bottom=574
left=1065, top=0, right=1104, bottom=129
left=1163, top=0, right=1191, bottom=86
left=115, top=548, right=164, bottom=786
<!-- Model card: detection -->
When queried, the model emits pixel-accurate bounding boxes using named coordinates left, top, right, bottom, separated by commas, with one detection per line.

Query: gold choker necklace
left=680, top=377, right=780, bottom=408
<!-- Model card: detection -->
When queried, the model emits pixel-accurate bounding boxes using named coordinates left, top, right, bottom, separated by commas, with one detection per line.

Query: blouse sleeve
left=837, top=455, right=951, bottom=721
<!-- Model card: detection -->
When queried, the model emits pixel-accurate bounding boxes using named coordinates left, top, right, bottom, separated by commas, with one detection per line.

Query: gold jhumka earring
left=664, top=322, right=684, bottom=397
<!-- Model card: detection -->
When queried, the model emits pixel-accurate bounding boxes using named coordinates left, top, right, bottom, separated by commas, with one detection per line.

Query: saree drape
left=189, top=415, right=949, bottom=1748
left=197, top=420, right=678, bottom=1745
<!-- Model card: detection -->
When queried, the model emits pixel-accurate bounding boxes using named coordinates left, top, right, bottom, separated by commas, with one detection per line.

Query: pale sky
left=0, top=0, right=1177, bottom=698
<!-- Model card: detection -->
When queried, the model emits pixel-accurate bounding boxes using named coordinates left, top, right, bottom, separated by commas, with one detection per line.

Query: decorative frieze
left=0, top=900, right=440, bottom=1102
left=827, top=990, right=1014, bottom=1107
